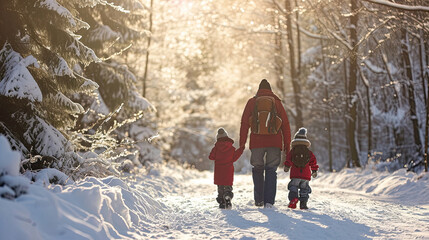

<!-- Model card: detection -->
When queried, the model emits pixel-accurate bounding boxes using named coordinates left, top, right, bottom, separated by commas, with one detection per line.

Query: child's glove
left=284, top=166, right=290, bottom=172
left=311, top=170, right=317, bottom=178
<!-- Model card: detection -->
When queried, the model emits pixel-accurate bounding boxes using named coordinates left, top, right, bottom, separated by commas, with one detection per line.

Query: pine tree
left=73, top=0, right=158, bottom=167
left=0, top=0, right=100, bottom=171
left=0, top=0, right=155, bottom=176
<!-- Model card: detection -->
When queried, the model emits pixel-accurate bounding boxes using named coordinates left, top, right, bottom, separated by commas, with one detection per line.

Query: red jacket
left=209, top=137, right=244, bottom=186
left=239, top=89, right=291, bottom=154
left=284, top=148, right=319, bottom=181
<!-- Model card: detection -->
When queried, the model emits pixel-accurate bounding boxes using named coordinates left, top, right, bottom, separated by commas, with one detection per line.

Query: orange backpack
left=249, top=96, right=282, bottom=135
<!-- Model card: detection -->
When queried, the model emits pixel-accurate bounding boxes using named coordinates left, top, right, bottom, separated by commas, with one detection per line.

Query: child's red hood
left=215, top=137, right=234, bottom=153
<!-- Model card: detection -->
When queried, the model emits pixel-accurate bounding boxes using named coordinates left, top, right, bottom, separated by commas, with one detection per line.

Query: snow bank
left=313, top=167, right=429, bottom=205
left=0, top=163, right=186, bottom=240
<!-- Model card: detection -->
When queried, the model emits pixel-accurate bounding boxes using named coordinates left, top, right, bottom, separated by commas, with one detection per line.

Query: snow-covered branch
left=363, top=0, right=429, bottom=12
left=295, top=25, right=330, bottom=40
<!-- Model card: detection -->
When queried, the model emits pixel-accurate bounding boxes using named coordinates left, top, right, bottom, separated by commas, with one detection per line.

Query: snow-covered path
left=2, top=164, right=428, bottom=240
left=147, top=171, right=429, bottom=240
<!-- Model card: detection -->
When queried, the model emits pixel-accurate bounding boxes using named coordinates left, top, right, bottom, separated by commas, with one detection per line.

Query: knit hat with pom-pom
left=216, top=128, right=229, bottom=139
left=291, top=127, right=311, bottom=147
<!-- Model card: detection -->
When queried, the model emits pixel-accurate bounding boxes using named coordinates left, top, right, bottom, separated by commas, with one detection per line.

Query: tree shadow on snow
left=223, top=208, right=375, bottom=240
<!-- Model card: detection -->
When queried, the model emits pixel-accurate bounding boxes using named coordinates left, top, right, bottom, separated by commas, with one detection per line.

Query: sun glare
left=175, top=0, right=194, bottom=16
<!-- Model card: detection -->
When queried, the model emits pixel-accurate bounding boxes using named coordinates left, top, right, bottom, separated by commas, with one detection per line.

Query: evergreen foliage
left=0, top=0, right=156, bottom=178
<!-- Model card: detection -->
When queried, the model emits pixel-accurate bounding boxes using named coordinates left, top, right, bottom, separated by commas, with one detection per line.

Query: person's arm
left=233, top=146, right=245, bottom=162
left=309, top=151, right=319, bottom=171
left=283, top=151, right=293, bottom=172
left=284, top=151, right=293, bottom=167
left=209, top=146, right=217, bottom=160
left=277, top=100, right=291, bottom=154
left=239, top=99, right=252, bottom=148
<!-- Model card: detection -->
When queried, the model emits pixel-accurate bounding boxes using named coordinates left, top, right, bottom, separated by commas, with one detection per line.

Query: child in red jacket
left=209, top=128, right=244, bottom=209
left=283, top=128, right=319, bottom=209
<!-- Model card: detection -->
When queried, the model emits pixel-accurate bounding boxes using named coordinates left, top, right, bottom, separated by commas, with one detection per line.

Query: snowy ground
left=147, top=168, right=429, bottom=240
left=1, top=161, right=428, bottom=240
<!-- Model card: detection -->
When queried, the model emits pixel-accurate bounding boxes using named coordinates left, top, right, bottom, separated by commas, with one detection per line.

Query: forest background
left=1, top=0, right=428, bottom=182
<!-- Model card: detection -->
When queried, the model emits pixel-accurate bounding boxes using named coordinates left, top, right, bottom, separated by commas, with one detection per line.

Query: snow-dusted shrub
left=0, top=135, right=28, bottom=199
left=29, top=168, right=73, bottom=186
left=0, top=175, right=29, bottom=200
left=119, top=160, right=134, bottom=173
left=68, top=104, right=159, bottom=178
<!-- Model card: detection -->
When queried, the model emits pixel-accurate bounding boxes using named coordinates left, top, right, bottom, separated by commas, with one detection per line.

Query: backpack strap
left=269, top=100, right=278, bottom=134
left=251, top=96, right=258, bottom=133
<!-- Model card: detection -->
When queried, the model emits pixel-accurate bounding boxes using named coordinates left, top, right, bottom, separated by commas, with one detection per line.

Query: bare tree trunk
left=426, top=80, right=429, bottom=172
left=321, top=39, right=333, bottom=172
left=359, top=68, right=372, bottom=160
left=273, top=10, right=285, bottom=96
left=348, top=0, right=361, bottom=167
left=418, top=26, right=428, bottom=172
left=295, top=0, right=302, bottom=76
left=285, top=0, right=304, bottom=129
left=343, top=60, right=351, bottom=168
left=419, top=29, right=427, bottom=107
left=142, top=0, right=154, bottom=97
left=380, top=48, right=404, bottom=156
left=402, top=29, right=423, bottom=155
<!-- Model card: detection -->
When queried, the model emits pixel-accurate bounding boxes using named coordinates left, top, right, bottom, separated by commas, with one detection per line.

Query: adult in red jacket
left=239, top=79, right=291, bottom=207
left=209, top=128, right=244, bottom=208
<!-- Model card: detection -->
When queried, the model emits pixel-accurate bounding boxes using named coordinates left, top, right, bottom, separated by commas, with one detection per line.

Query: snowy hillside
left=1, top=135, right=428, bottom=240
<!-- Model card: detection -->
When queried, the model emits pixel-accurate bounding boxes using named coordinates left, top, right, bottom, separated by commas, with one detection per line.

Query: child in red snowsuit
left=209, top=128, right=244, bottom=209
left=283, top=128, right=319, bottom=209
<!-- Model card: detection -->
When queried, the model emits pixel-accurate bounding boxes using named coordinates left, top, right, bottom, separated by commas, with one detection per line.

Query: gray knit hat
left=216, top=127, right=229, bottom=139
left=291, top=127, right=311, bottom=147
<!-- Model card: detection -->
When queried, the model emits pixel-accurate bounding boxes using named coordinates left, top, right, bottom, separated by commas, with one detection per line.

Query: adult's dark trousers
left=250, top=147, right=281, bottom=205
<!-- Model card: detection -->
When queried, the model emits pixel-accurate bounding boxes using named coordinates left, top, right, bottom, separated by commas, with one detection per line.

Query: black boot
left=217, top=197, right=226, bottom=209
left=224, top=191, right=233, bottom=209
left=300, top=201, right=308, bottom=210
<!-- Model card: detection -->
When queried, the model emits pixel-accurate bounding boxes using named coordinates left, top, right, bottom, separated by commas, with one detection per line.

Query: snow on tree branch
left=296, top=26, right=330, bottom=40
left=50, top=56, right=74, bottom=77
left=17, top=112, right=72, bottom=158
left=76, top=74, right=99, bottom=93
left=86, top=25, right=121, bottom=43
left=35, top=0, right=90, bottom=31
left=65, top=37, right=101, bottom=65
left=0, top=43, right=42, bottom=102
left=364, top=0, right=429, bottom=12
left=45, top=92, right=85, bottom=114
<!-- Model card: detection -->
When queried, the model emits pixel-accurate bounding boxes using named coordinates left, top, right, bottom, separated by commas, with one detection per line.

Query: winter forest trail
left=148, top=171, right=429, bottom=240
